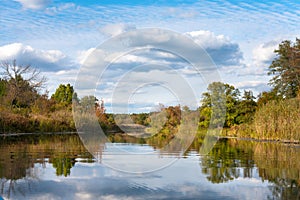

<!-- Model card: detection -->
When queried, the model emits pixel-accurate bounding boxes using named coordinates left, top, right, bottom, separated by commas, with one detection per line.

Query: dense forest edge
left=0, top=38, right=300, bottom=142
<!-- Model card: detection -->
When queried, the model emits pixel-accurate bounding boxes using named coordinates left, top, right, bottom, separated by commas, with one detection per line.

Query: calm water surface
left=0, top=134, right=299, bottom=200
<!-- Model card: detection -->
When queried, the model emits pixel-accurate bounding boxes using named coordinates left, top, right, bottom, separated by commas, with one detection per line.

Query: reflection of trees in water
left=251, top=142, right=300, bottom=200
left=0, top=160, right=40, bottom=199
left=200, top=139, right=255, bottom=184
left=268, top=178, right=300, bottom=200
left=1, top=133, right=300, bottom=199
left=200, top=139, right=300, bottom=199
left=51, top=157, right=75, bottom=177
left=0, top=134, right=93, bottom=198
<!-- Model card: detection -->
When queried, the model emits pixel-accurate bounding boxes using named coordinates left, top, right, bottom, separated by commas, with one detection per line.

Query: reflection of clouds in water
left=4, top=157, right=271, bottom=200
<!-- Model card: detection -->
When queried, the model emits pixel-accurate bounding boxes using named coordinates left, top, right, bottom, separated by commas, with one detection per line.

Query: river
left=0, top=133, right=299, bottom=199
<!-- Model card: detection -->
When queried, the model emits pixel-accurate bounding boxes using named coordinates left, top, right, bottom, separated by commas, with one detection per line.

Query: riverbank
left=2, top=130, right=299, bottom=148
left=0, top=131, right=78, bottom=137
left=218, top=136, right=300, bottom=146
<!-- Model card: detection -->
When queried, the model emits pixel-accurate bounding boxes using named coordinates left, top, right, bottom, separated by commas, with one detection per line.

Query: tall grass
left=254, top=98, right=300, bottom=141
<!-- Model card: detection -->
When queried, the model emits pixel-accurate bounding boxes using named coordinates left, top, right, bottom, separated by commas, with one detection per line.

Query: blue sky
left=1, top=0, right=300, bottom=112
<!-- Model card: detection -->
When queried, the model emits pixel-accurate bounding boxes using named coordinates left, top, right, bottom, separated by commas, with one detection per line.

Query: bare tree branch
left=0, top=60, right=47, bottom=107
left=0, top=60, right=47, bottom=90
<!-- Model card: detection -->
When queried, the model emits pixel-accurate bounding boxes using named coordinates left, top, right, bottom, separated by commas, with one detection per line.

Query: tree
left=51, top=84, right=74, bottom=105
left=256, top=90, right=278, bottom=107
left=236, top=90, right=257, bottom=124
left=79, top=95, right=99, bottom=112
left=0, top=60, right=46, bottom=108
left=199, top=82, right=240, bottom=128
left=268, top=38, right=300, bottom=98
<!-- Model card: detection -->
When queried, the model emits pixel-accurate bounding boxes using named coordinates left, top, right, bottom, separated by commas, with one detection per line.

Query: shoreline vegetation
left=1, top=131, right=299, bottom=146
left=0, top=38, right=300, bottom=143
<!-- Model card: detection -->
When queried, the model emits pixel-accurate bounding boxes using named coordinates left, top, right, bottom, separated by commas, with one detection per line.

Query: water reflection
left=199, top=139, right=300, bottom=199
left=0, top=134, right=93, bottom=198
left=200, top=139, right=255, bottom=183
left=0, top=134, right=299, bottom=199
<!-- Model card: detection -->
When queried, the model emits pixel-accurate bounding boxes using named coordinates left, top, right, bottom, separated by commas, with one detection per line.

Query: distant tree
left=79, top=95, right=99, bottom=112
left=199, top=82, right=240, bottom=128
left=268, top=38, right=300, bottom=98
left=182, top=105, right=191, bottom=113
left=0, top=60, right=46, bottom=108
left=131, top=113, right=150, bottom=126
left=51, top=84, right=74, bottom=105
left=32, top=91, right=56, bottom=114
left=164, top=105, right=181, bottom=127
left=236, top=90, right=257, bottom=124
left=256, top=90, right=278, bottom=107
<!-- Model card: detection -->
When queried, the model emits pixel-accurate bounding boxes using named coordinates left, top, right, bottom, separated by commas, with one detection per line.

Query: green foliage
left=268, top=38, right=300, bottom=99
left=0, top=66, right=76, bottom=133
left=199, top=82, right=240, bottom=128
left=130, top=113, right=150, bottom=126
left=52, top=156, right=75, bottom=177
left=236, top=90, right=257, bottom=124
left=51, top=84, right=74, bottom=105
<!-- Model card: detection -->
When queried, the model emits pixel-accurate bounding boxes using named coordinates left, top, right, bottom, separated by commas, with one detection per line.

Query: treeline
left=0, top=38, right=300, bottom=141
left=237, top=38, right=300, bottom=141
left=251, top=38, right=300, bottom=141
left=199, top=39, right=300, bottom=141
left=0, top=61, right=75, bottom=133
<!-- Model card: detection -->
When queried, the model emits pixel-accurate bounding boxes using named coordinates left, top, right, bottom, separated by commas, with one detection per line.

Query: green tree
left=199, top=82, right=240, bottom=128
left=52, top=156, right=75, bottom=177
left=268, top=38, right=300, bottom=98
left=236, top=90, right=257, bottom=124
left=51, top=84, right=74, bottom=105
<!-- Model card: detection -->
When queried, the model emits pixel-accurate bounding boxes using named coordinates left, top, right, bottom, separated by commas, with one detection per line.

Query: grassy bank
left=0, top=108, right=76, bottom=134
left=221, top=97, right=300, bottom=143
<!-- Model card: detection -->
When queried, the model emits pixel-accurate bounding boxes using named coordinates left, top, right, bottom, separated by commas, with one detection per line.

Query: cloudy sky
left=1, top=0, right=300, bottom=112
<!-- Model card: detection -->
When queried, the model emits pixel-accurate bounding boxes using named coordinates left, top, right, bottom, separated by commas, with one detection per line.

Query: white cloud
left=14, top=0, right=52, bottom=10
left=0, top=43, right=72, bottom=71
left=185, top=30, right=243, bottom=66
left=115, top=54, right=151, bottom=64
left=252, top=40, right=278, bottom=68
left=186, top=30, right=230, bottom=49
left=98, top=195, right=135, bottom=200
left=45, top=69, right=79, bottom=95
left=100, top=23, right=136, bottom=37
left=237, top=40, right=280, bottom=77
left=81, top=29, right=239, bottom=72
left=77, top=48, right=96, bottom=65
left=73, top=29, right=225, bottom=110
left=235, top=80, right=267, bottom=89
